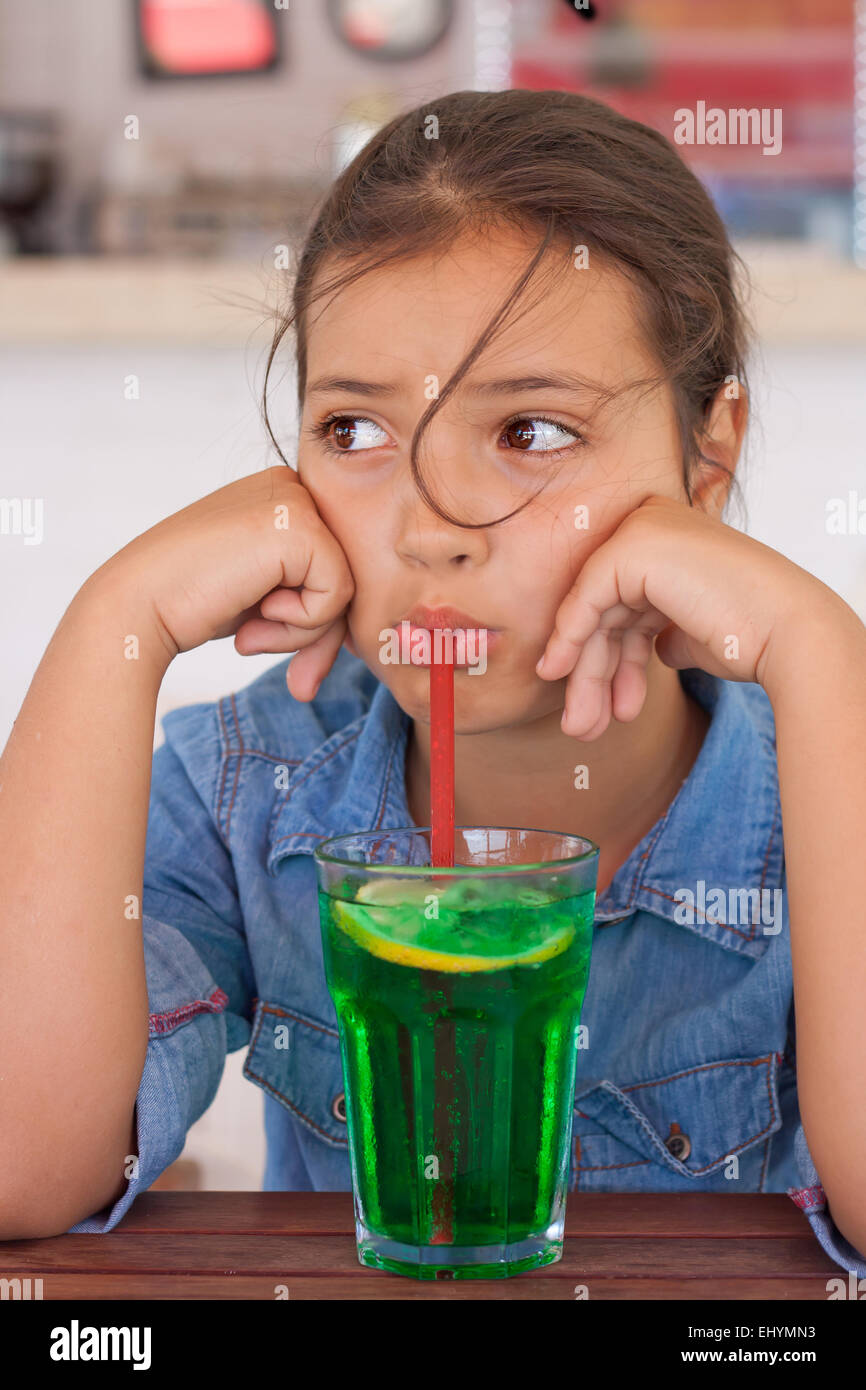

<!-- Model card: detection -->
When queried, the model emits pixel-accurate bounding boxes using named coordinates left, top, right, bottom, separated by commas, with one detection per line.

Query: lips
left=395, top=605, right=499, bottom=668
left=402, top=604, right=495, bottom=631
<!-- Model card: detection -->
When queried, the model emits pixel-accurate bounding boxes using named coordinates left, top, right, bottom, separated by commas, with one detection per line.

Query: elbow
left=836, top=1215, right=866, bottom=1263
left=824, top=1185, right=866, bottom=1263
left=0, top=1156, right=94, bottom=1241
left=0, top=1189, right=71, bottom=1241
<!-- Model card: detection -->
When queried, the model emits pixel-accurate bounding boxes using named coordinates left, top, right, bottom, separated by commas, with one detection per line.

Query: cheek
left=294, top=448, right=316, bottom=492
left=513, top=508, right=622, bottom=631
left=512, top=522, right=592, bottom=618
left=300, top=468, right=384, bottom=559
left=297, top=474, right=356, bottom=553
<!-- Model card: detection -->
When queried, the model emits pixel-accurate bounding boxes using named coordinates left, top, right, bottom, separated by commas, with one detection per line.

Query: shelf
left=0, top=247, right=864, bottom=346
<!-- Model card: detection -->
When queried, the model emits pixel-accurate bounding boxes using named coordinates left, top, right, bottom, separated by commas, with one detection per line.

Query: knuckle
left=335, top=571, right=355, bottom=606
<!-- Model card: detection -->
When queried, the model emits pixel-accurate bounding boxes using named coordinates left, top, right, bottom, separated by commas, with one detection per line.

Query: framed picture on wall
left=134, top=0, right=281, bottom=79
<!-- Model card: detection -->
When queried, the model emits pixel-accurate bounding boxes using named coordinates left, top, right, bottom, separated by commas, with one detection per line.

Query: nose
left=395, top=494, right=491, bottom=570
left=392, top=421, right=493, bottom=568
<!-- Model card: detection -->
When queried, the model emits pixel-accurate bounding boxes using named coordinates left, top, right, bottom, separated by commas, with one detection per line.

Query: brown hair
left=263, top=88, right=751, bottom=528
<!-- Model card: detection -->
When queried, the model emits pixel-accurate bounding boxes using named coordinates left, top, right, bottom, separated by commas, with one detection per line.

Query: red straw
left=429, top=630, right=455, bottom=1244
left=430, top=632, right=455, bottom=869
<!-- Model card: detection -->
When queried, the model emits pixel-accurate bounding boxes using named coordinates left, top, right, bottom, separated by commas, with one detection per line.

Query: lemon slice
left=356, top=878, right=431, bottom=908
left=330, top=891, right=575, bottom=972
left=351, top=877, right=432, bottom=932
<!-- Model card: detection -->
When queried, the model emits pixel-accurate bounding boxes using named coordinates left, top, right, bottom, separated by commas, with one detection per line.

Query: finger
left=538, top=592, right=624, bottom=681
left=538, top=542, right=642, bottom=678
left=210, top=600, right=275, bottom=642
left=234, top=615, right=332, bottom=656
left=560, top=629, right=620, bottom=737
left=285, top=616, right=348, bottom=701
left=258, top=586, right=322, bottom=625
left=279, top=531, right=355, bottom=630
left=609, top=658, right=647, bottom=724
left=568, top=691, right=613, bottom=742
left=609, top=627, right=653, bottom=722
left=654, top=622, right=700, bottom=671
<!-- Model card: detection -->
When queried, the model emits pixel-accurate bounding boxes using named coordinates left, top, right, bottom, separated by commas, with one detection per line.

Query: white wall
left=0, top=342, right=284, bottom=742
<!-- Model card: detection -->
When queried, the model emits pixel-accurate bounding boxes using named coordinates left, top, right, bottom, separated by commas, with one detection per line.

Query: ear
left=690, top=381, right=748, bottom=518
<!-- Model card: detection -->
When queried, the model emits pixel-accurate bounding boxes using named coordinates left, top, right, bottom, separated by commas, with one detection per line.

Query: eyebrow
left=306, top=376, right=399, bottom=397
left=306, top=371, right=607, bottom=399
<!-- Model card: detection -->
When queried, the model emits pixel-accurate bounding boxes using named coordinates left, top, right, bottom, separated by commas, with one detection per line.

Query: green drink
left=315, top=827, right=598, bottom=1279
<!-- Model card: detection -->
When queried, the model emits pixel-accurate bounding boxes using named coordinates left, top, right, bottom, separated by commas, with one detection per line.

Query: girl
left=1, top=89, right=864, bottom=1276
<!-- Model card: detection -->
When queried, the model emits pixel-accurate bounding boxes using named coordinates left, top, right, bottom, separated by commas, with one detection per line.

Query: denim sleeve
left=67, top=704, right=254, bottom=1233
left=787, top=1124, right=866, bottom=1278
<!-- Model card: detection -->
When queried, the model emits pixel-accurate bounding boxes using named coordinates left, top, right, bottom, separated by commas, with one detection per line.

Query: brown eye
left=501, top=417, right=581, bottom=454
left=318, top=415, right=388, bottom=453
left=503, top=420, right=536, bottom=450
left=331, top=419, right=357, bottom=450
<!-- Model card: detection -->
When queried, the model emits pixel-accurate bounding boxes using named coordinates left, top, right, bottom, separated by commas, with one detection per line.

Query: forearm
left=0, top=565, right=173, bottom=1232
left=765, top=591, right=866, bottom=1253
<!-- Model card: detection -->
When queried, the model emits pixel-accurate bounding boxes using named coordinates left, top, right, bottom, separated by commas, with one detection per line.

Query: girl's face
left=297, top=226, right=710, bottom=733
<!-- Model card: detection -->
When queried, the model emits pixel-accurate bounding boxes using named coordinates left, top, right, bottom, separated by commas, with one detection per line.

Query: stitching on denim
left=216, top=697, right=234, bottom=835
left=215, top=694, right=302, bottom=843
left=593, top=915, right=631, bottom=932
left=758, top=1134, right=771, bottom=1192
left=622, top=683, right=781, bottom=927
left=759, top=798, right=777, bottom=891
left=245, top=752, right=302, bottom=765
left=221, top=693, right=248, bottom=840
left=223, top=692, right=250, bottom=839
left=149, top=985, right=229, bottom=1036
left=278, top=729, right=362, bottom=804
left=243, top=1001, right=346, bottom=1145
left=788, top=1183, right=826, bottom=1213
left=637, top=793, right=780, bottom=941
left=578, top=1055, right=779, bottom=1176
left=626, top=814, right=668, bottom=904
left=640, top=884, right=761, bottom=943
left=274, top=830, right=326, bottom=840
left=269, top=730, right=363, bottom=851
left=259, top=1002, right=339, bottom=1038
left=243, top=1062, right=348, bottom=1145
left=623, top=1055, right=771, bottom=1093
left=374, top=730, right=399, bottom=830
left=578, top=1157, right=652, bottom=1172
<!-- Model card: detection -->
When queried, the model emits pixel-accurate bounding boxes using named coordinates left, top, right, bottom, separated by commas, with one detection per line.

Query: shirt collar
left=266, top=675, right=412, bottom=873
left=267, top=664, right=782, bottom=960
left=596, top=667, right=783, bottom=960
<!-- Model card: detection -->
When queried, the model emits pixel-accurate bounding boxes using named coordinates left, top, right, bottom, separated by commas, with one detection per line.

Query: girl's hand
left=535, top=494, right=820, bottom=740
left=103, top=466, right=355, bottom=701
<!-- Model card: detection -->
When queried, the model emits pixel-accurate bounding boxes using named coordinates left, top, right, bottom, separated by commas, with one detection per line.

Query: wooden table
left=0, top=1192, right=842, bottom=1299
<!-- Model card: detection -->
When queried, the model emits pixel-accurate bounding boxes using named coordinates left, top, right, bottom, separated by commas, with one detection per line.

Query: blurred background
left=1, top=0, right=864, bottom=1195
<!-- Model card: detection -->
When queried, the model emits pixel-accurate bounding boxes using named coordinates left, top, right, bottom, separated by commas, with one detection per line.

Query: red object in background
left=516, top=1, right=853, bottom=182
left=138, top=0, right=278, bottom=76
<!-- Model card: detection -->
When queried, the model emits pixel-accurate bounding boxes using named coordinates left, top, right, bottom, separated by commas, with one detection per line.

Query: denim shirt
left=69, top=647, right=866, bottom=1277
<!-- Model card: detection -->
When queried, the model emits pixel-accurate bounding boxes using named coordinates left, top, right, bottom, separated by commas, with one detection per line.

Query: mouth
left=396, top=605, right=500, bottom=668
left=402, top=604, right=496, bottom=631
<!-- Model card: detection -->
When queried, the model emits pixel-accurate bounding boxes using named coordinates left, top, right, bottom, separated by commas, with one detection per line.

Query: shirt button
left=665, top=1123, right=691, bottom=1160
left=332, top=1091, right=347, bottom=1123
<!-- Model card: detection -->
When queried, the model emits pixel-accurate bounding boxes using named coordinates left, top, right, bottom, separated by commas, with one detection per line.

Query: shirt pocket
left=572, top=1052, right=782, bottom=1193
left=243, top=998, right=349, bottom=1149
